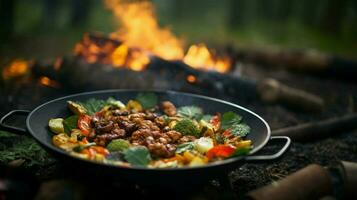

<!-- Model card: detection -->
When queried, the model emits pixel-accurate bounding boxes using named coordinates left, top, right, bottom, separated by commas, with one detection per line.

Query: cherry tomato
left=78, top=115, right=92, bottom=136
left=222, top=129, right=232, bottom=137
left=210, top=114, right=221, bottom=130
left=206, top=145, right=236, bottom=159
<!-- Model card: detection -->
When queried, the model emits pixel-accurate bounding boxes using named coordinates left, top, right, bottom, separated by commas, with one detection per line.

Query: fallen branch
left=247, top=164, right=333, bottom=200
left=271, top=114, right=357, bottom=142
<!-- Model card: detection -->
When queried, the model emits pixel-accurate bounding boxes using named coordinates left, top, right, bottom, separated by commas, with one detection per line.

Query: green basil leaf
left=124, top=146, right=152, bottom=167
left=221, top=111, right=242, bottom=129
left=175, top=142, right=195, bottom=154
left=230, top=123, right=251, bottom=137
left=78, top=98, right=106, bottom=115
left=77, top=97, right=121, bottom=115
left=136, top=93, right=158, bottom=109
left=177, top=106, right=203, bottom=119
left=63, top=115, right=78, bottom=134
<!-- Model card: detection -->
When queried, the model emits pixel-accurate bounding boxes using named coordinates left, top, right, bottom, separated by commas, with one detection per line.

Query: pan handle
left=245, top=136, right=291, bottom=161
left=0, top=110, right=31, bottom=134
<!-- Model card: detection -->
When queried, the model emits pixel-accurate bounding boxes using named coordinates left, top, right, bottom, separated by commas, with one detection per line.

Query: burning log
left=31, top=56, right=325, bottom=112
left=271, top=113, right=357, bottom=142
left=235, top=48, right=357, bottom=81
left=246, top=164, right=334, bottom=200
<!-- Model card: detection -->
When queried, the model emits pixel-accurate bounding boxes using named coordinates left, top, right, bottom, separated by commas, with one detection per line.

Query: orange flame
left=75, top=0, right=231, bottom=72
left=183, top=44, right=231, bottom=73
left=105, top=0, right=184, bottom=60
left=2, top=59, right=30, bottom=80
left=186, top=75, right=197, bottom=83
left=38, top=76, right=61, bottom=88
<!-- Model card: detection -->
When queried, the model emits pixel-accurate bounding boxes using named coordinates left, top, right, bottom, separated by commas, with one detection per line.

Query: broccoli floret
left=107, top=139, right=131, bottom=152
left=173, top=119, right=200, bottom=137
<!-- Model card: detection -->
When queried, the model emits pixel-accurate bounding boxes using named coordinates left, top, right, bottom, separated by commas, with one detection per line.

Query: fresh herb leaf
left=221, top=112, right=242, bottom=129
left=124, top=146, right=152, bottom=167
left=78, top=98, right=106, bottom=115
left=77, top=97, right=122, bottom=115
left=136, top=93, right=158, bottom=109
left=63, top=115, right=78, bottom=134
left=176, top=142, right=195, bottom=154
left=177, top=106, right=203, bottom=119
left=230, top=123, right=251, bottom=137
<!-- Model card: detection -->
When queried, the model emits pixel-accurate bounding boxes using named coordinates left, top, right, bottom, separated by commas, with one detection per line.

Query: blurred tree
left=0, top=0, right=14, bottom=40
left=319, top=0, right=347, bottom=34
left=228, top=0, right=247, bottom=28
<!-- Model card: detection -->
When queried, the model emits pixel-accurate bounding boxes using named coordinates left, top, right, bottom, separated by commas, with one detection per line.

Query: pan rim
left=26, top=89, right=271, bottom=171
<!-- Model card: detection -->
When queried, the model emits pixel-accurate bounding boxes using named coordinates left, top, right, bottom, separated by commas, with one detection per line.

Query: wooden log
left=235, top=48, right=357, bottom=81
left=247, top=164, right=333, bottom=200
left=271, top=114, right=357, bottom=142
left=31, top=56, right=325, bottom=112
left=337, top=161, right=357, bottom=199
left=257, top=78, right=324, bottom=113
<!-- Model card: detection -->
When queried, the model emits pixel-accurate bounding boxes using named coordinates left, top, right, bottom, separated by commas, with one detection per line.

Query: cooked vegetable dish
left=49, top=93, right=253, bottom=168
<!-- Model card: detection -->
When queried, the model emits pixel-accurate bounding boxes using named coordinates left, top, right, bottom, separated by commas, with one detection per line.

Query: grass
left=0, top=130, right=55, bottom=168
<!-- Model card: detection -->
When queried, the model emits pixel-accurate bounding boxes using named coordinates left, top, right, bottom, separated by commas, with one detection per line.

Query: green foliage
left=124, top=146, right=152, bottom=167
left=136, top=93, right=158, bottom=109
left=78, top=98, right=107, bottom=115
left=173, top=119, right=200, bottom=137
left=221, top=111, right=250, bottom=137
left=63, top=115, right=78, bottom=134
left=176, top=142, right=195, bottom=154
left=77, top=97, right=125, bottom=115
left=0, top=131, right=55, bottom=168
left=221, top=111, right=242, bottom=129
left=177, top=106, right=203, bottom=119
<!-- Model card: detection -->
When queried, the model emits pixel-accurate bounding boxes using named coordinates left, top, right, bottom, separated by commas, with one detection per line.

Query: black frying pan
left=0, top=90, right=290, bottom=186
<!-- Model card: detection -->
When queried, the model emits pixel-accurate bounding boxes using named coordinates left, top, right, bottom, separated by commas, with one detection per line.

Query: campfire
left=74, top=0, right=231, bottom=73
left=1, top=0, right=357, bottom=199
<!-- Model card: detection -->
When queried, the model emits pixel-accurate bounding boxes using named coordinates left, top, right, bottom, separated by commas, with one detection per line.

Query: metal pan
left=0, top=90, right=290, bottom=186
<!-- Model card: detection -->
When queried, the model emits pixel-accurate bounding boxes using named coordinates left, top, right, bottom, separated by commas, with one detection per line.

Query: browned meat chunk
left=161, top=101, right=177, bottom=116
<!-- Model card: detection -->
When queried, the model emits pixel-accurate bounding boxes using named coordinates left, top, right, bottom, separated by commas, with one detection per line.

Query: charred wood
left=32, top=56, right=325, bottom=112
